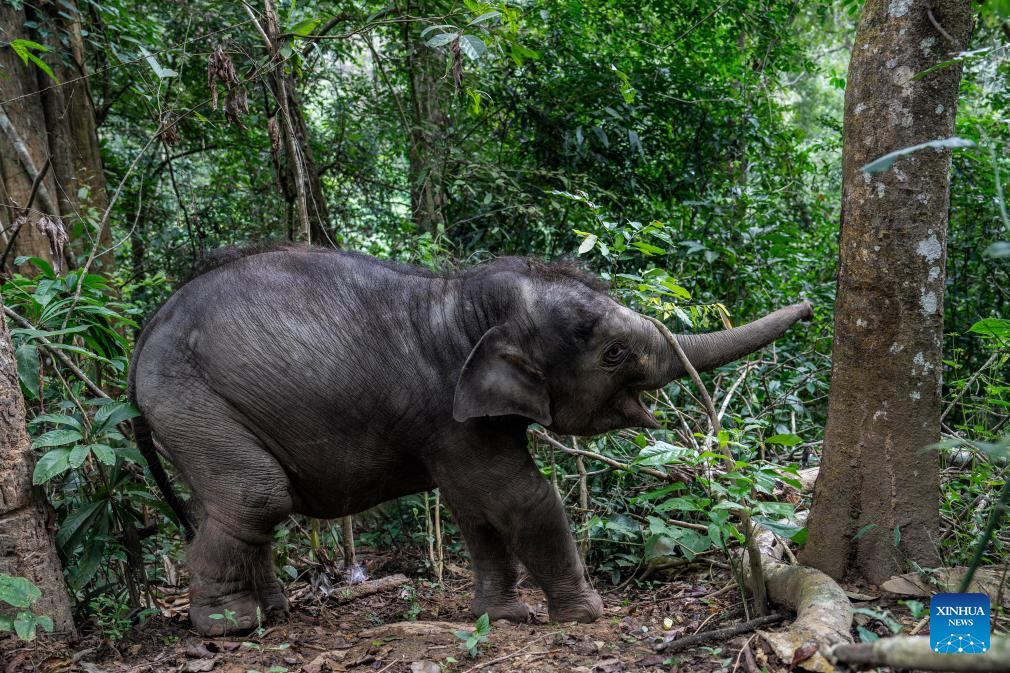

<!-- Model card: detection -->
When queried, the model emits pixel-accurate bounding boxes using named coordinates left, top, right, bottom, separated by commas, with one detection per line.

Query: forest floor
left=2, top=549, right=929, bottom=673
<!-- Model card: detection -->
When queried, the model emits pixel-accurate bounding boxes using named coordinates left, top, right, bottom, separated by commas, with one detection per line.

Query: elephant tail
left=132, top=414, right=195, bottom=541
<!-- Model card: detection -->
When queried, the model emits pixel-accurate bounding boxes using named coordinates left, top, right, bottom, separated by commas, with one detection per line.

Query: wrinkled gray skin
left=129, top=246, right=811, bottom=636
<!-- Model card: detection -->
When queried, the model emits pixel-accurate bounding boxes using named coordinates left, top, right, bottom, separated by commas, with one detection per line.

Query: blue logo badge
left=930, top=593, right=990, bottom=653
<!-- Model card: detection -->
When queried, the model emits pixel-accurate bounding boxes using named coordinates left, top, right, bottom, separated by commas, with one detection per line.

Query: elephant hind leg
left=140, top=388, right=294, bottom=635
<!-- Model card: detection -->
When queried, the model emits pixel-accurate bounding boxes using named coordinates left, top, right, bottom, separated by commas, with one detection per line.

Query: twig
left=926, top=5, right=958, bottom=46
left=3, top=305, right=108, bottom=399
left=656, top=613, right=787, bottom=653
left=341, top=515, right=356, bottom=571
left=461, top=636, right=556, bottom=673
left=941, top=351, right=999, bottom=422
left=0, top=156, right=52, bottom=272
left=529, top=429, right=686, bottom=483
left=645, top=316, right=769, bottom=617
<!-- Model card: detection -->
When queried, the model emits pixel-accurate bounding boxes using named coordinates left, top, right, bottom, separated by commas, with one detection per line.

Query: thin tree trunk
left=0, top=290, right=76, bottom=634
left=801, top=0, right=974, bottom=583
left=0, top=4, right=61, bottom=273
left=254, top=0, right=332, bottom=246
left=403, top=1, right=448, bottom=234
left=0, top=1, right=112, bottom=276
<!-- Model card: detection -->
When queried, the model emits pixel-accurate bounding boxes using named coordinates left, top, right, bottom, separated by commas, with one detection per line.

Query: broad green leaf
left=68, top=444, right=91, bottom=468
left=752, top=516, right=807, bottom=544
left=29, top=413, right=84, bottom=431
left=968, top=318, right=1010, bottom=340
left=32, top=447, right=71, bottom=484
left=0, top=574, right=41, bottom=609
left=90, top=443, right=116, bottom=466
left=425, top=33, right=457, bottom=48
left=985, top=241, right=1010, bottom=257
left=289, top=17, right=322, bottom=37
left=13, top=611, right=38, bottom=641
left=14, top=344, right=39, bottom=399
left=861, top=137, right=975, bottom=173
left=32, top=429, right=83, bottom=448
left=93, top=402, right=140, bottom=433
left=55, top=499, right=105, bottom=550
left=459, top=35, right=486, bottom=60
left=468, top=11, right=500, bottom=25
left=765, top=433, right=802, bottom=446
left=656, top=496, right=703, bottom=512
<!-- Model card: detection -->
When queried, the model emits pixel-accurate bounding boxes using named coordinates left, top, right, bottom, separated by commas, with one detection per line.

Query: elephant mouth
left=626, top=389, right=660, bottom=429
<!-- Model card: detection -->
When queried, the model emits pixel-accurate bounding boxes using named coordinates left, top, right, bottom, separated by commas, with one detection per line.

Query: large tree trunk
left=801, top=0, right=973, bottom=583
left=403, top=1, right=449, bottom=234
left=0, top=290, right=76, bottom=634
left=0, top=1, right=112, bottom=276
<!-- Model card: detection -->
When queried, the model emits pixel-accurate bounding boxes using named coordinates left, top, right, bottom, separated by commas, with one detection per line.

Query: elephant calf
left=129, top=245, right=811, bottom=635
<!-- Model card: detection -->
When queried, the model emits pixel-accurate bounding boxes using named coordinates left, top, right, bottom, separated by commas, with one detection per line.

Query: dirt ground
left=1, top=551, right=923, bottom=673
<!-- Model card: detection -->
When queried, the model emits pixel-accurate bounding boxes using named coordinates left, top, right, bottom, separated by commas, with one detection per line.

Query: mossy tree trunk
left=801, top=0, right=974, bottom=583
left=0, top=290, right=76, bottom=634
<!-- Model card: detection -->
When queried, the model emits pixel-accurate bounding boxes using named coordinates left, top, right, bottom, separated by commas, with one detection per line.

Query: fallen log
left=744, top=520, right=853, bottom=673
left=826, top=634, right=1010, bottom=672
left=330, top=573, right=410, bottom=603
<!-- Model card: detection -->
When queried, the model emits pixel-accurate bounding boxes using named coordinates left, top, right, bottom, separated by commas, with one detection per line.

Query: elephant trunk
left=646, top=301, right=812, bottom=386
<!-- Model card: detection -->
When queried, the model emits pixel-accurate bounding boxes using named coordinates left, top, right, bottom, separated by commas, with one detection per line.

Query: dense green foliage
left=2, top=0, right=1008, bottom=637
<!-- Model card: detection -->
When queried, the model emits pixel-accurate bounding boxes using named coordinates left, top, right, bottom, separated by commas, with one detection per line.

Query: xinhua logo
left=930, top=593, right=990, bottom=653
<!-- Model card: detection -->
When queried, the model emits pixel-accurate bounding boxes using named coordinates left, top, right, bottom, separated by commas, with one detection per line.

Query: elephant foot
left=190, top=590, right=260, bottom=636
left=257, top=586, right=289, bottom=619
left=547, top=588, right=603, bottom=623
left=471, top=595, right=530, bottom=623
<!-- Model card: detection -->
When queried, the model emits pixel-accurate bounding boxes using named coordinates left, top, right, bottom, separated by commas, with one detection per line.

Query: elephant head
left=453, top=259, right=812, bottom=435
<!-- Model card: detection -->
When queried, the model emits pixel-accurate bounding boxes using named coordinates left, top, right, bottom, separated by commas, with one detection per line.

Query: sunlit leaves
left=8, top=38, right=58, bottom=83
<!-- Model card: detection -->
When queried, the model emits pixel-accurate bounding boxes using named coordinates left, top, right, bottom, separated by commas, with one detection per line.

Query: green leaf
left=861, top=137, right=975, bottom=173
left=93, top=402, right=140, bottom=434
left=9, top=39, right=59, bottom=84
left=892, top=525, right=901, bottom=547
left=29, top=414, right=83, bottom=430
left=425, top=33, right=457, bottom=48
left=577, top=233, right=597, bottom=255
left=765, top=433, right=802, bottom=446
left=14, top=344, right=40, bottom=399
left=32, top=448, right=71, bottom=484
left=474, top=612, right=490, bottom=634
left=852, top=523, right=876, bottom=541
left=752, top=517, right=807, bottom=544
left=985, top=241, right=1010, bottom=257
left=468, top=11, right=501, bottom=26
left=32, top=429, right=83, bottom=448
left=631, top=241, right=665, bottom=255
left=13, top=611, right=37, bottom=641
left=90, top=443, right=116, bottom=466
left=459, top=35, right=487, bottom=60
left=68, top=444, right=91, bottom=468
left=0, top=574, right=42, bottom=609
left=289, top=17, right=322, bottom=37
left=656, top=496, right=702, bottom=512
left=968, top=318, right=1010, bottom=340
left=138, top=45, right=177, bottom=78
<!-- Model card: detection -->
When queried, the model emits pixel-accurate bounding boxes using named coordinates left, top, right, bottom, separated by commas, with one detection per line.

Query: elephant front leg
left=435, top=445, right=603, bottom=624
left=453, top=515, right=529, bottom=622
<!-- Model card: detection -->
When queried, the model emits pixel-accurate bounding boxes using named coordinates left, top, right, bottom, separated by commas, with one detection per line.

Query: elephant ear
left=453, top=324, right=552, bottom=426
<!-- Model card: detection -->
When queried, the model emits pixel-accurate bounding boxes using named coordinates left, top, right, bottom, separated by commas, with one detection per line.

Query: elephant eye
left=602, top=341, right=629, bottom=366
